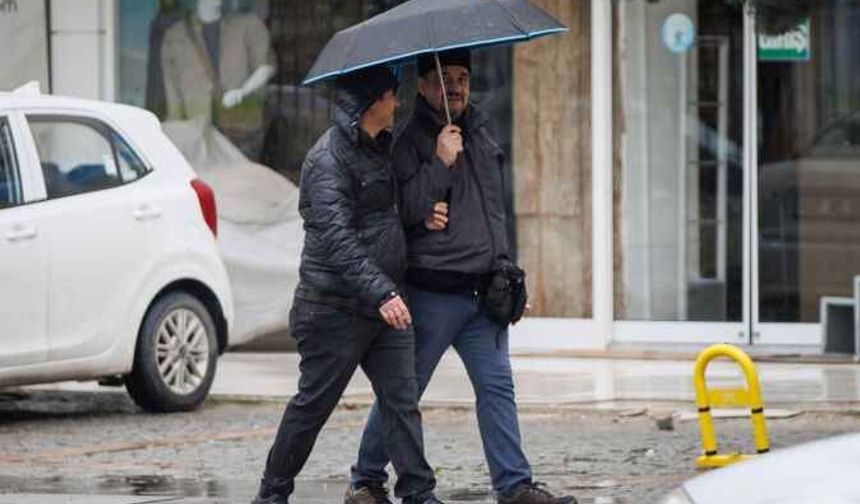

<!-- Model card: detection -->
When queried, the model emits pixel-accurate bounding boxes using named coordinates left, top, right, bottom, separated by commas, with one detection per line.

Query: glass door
left=612, top=0, right=748, bottom=344
left=754, top=1, right=860, bottom=347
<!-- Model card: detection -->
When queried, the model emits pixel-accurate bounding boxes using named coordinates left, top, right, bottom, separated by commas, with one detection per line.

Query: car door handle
left=5, top=224, right=38, bottom=242
left=133, top=204, right=162, bottom=221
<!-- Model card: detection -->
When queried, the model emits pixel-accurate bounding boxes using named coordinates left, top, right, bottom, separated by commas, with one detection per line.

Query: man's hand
left=379, top=295, right=412, bottom=330
left=435, top=124, right=463, bottom=167
left=424, top=201, right=449, bottom=231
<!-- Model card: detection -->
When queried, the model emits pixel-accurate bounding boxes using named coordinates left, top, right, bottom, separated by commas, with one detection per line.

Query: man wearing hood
left=252, top=66, right=443, bottom=504
left=348, top=50, right=577, bottom=504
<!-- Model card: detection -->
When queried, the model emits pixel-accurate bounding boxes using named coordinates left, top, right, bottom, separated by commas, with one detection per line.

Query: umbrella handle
left=434, top=52, right=452, bottom=125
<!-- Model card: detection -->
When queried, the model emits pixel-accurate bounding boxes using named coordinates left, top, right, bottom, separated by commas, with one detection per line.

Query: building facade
left=7, top=0, right=860, bottom=352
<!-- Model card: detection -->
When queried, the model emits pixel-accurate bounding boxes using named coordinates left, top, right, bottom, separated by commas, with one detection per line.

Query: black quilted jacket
left=295, top=88, right=406, bottom=311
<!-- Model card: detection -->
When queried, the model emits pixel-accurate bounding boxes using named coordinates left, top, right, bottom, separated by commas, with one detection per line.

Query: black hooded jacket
left=294, top=87, right=407, bottom=314
left=393, top=95, right=512, bottom=276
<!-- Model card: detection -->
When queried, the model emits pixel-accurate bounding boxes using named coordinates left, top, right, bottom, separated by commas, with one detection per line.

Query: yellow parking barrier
left=693, top=344, right=770, bottom=469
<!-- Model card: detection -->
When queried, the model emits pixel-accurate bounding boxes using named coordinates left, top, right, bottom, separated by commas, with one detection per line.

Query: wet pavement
left=2, top=389, right=860, bottom=503
left=5, top=351, right=860, bottom=502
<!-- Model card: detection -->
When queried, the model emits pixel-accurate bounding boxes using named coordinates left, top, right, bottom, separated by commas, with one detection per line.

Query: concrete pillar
left=513, top=0, right=592, bottom=317
left=50, top=0, right=114, bottom=100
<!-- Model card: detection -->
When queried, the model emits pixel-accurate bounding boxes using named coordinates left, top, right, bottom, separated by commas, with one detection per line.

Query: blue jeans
left=351, top=287, right=533, bottom=494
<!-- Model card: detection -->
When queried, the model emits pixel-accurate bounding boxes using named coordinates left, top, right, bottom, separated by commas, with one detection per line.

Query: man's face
left=366, top=89, right=400, bottom=131
left=418, top=65, right=471, bottom=119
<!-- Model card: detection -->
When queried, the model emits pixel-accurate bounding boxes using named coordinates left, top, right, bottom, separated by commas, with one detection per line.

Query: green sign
left=758, top=19, right=810, bottom=61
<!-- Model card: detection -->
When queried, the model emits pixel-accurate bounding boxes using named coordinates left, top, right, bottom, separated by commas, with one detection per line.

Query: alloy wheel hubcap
left=155, top=308, right=209, bottom=395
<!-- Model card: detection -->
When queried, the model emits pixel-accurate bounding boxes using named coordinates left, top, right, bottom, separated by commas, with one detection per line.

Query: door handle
left=133, top=204, right=162, bottom=221
left=5, top=224, right=38, bottom=242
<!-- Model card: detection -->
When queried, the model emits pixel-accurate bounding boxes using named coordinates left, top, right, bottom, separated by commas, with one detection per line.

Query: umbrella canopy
left=303, top=0, right=567, bottom=85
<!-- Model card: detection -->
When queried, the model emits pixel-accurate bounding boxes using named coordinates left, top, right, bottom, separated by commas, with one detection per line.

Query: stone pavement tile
left=0, top=494, right=499, bottom=504
left=0, top=496, right=172, bottom=504
left=674, top=408, right=802, bottom=422
left=0, top=495, right=606, bottom=504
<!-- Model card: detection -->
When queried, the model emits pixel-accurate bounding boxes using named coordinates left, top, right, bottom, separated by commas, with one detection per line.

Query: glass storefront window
left=118, top=0, right=514, bottom=182
left=613, top=0, right=745, bottom=322
left=118, top=0, right=511, bottom=183
left=614, top=0, right=860, bottom=336
left=757, top=1, right=860, bottom=323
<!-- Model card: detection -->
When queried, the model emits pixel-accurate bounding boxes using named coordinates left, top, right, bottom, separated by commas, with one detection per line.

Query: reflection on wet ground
left=33, top=352, right=860, bottom=407
left=0, top=475, right=625, bottom=503
left=0, top=475, right=457, bottom=503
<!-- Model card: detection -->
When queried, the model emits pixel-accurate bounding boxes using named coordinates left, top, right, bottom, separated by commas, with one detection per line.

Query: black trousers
left=261, top=296, right=436, bottom=499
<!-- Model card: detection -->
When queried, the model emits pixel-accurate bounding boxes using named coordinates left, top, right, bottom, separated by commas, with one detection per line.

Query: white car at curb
left=0, top=83, right=233, bottom=412
left=660, top=432, right=860, bottom=503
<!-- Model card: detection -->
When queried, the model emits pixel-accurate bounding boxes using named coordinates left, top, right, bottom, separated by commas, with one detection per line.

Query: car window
left=0, top=117, right=23, bottom=208
left=112, top=131, right=149, bottom=183
left=27, top=116, right=150, bottom=199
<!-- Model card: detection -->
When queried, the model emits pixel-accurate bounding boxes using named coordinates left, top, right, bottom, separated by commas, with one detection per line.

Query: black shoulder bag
left=484, top=263, right=528, bottom=327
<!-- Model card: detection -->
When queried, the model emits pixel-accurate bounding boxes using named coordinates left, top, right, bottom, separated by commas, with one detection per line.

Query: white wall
left=50, top=0, right=115, bottom=101
left=0, top=1, right=50, bottom=91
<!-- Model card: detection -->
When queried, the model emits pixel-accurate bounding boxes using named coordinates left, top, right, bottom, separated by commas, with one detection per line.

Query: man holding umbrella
left=252, top=66, right=444, bottom=504
left=347, top=49, right=577, bottom=504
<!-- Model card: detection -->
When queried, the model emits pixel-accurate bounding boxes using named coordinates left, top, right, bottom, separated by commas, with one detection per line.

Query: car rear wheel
left=125, top=292, right=218, bottom=412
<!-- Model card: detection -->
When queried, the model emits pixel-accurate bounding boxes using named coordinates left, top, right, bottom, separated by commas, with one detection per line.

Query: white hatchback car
left=660, top=433, right=860, bottom=503
left=0, top=84, right=233, bottom=412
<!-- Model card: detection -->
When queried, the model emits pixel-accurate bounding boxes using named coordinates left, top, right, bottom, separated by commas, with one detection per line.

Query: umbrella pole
left=434, top=52, right=452, bottom=125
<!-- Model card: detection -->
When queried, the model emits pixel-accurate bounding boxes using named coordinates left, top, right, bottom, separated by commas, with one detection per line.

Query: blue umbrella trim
left=302, top=26, right=568, bottom=85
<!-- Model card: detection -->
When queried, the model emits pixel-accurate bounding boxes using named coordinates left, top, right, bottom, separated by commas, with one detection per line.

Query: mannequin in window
left=161, top=0, right=274, bottom=160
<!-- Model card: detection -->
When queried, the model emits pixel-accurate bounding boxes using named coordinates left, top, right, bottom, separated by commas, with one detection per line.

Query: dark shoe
left=403, top=495, right=445, bottom=504
left=344, top=484, right=393, bottom=504
left=498, top=482, right=577, bottom=504
left=251, top=493, right=288, bottom=504
left=251, top=478, right=290, bottom=504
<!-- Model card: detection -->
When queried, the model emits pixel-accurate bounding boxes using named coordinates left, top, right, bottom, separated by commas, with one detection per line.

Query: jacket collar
left=333, top=88, right=363, bottom=144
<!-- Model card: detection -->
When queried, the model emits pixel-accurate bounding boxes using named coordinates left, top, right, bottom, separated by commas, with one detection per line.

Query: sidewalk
left=29, top=349, right=860, bottom=412
left=220, top=351, right=860, bottom=411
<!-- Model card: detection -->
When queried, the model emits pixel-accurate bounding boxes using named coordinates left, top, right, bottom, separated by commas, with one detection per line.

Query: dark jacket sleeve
left=303, top=150, right=398, bottom=306
left=392, top=133, right=454, bottom=230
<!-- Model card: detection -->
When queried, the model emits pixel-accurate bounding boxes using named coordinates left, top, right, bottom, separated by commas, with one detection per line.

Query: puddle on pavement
left=0, top=475, right=626, bottom=503
left=0, top=475, right=293, bottom=500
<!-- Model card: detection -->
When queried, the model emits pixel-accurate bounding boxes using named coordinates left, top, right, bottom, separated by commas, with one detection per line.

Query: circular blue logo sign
left=661, top=13, right=696, bottom=54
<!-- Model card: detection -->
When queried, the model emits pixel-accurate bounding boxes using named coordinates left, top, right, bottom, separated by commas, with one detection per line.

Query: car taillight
left=190, top=178, right=217, bottom=238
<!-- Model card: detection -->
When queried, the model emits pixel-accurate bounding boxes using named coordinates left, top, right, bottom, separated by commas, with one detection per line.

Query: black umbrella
left=303, top=0, right=567, bottom=123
